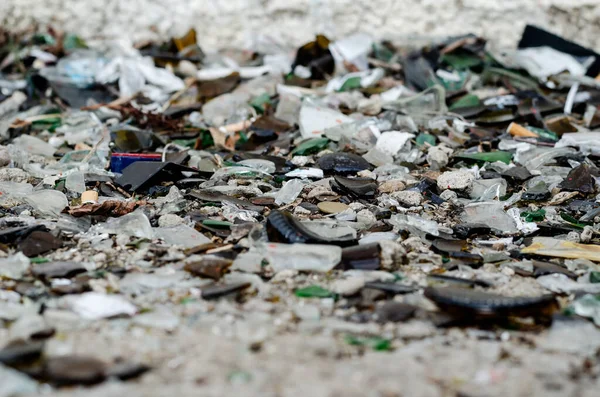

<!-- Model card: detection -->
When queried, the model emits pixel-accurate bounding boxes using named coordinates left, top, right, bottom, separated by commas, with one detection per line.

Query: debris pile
left=0, top=25, right=600, bottom=395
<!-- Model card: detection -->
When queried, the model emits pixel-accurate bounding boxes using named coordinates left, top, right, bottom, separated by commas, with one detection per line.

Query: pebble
left=293, top=205, right=311, bottom=215
left=581, top=226, right=594, bottom=243
left=317, top=153, right=370, bottom=175
left=317, top=201, right=349, bottom=214
left=426, top=146, right=449, bottom=170
left=567, top=231, right=581, bottom=242
left=270, top=269, right=298, bottom=283
left=379, top=240, right=407, bottom=269
left=44, top=355, right=107, bottom=385
left=437, top=170, right=475, bottom=191
left=293, top=304, right=320, bottom=321
left=0, top=168, right=28, bottom=182
left=391, top=191, right=423, bottom=207
left=375, top=301, right=417, bottom=323
left=548, top=191, right=579, bottom=205
left=31, top=261, right=86, bottom=278
left=290, top=155, right=311, bottom=167
left=158, top=214, right=184, bottom=227
left=439, top=189, right=458, bottom=201
left=176, top=60, right=198, bottom=77
left=348, top=202, right=365, bottom=211
left=378, top=179, right=406, bottom=193
left=0, top=146, right=10, bottom=167
left=356, top=209, right=377, bottom=227
left=330, top=277, right=365, bottom=296
left=18, top=231, right=63, bottom=257
left=357, top=170, right=376, bottom=179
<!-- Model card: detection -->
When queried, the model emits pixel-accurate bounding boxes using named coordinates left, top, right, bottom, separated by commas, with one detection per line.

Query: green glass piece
left=63, top=34, right=88, bottom=52
left=372, top=43, right=394, bottom=63
left=33, top=33, right=56, bottom=46
left=200, top=130, right=214, bottom=148
left=180, top=297, right=197, bottom=304
left=59, top=150, right=90, bottom=164
left=172, top=138, right=197, bottom=148
left=475, top=109, right=515, bottom=124
left=250, top=93, right=271, bottom=113
left=30, top=257, right=49, bottom=264
left=228, top=370, right=252, bottom=383
left=449, top=94, right=481, bottom=110
left=345, top=335, right=392, bottom=351
left=521, top=209, right=546, bottom=222
left=441, top=53, right=482, bottom=70
left=126, top=238, right=151, bottom=248
left=31, top=117, right=62, bottom=132
left=202, top=219, right=232, bottom=229
left=338, top=76, right=362, bottom=92
left=560, top=212, right=590, bottom=229
left=291, top=137, right=329, bottom=155
left=528, top=127, right=559, bottom=142
left=416, top=133, right=436, bottom=147
left=590, top=271, right=600, bottom=283
left=562, top=306, right=575, bottom=316
left=295, top=285, right=333, bottom=298
left=483, top=67, right=539, bottom=91
left=438, top=70, right=470, bottom=91
left=455, top=151, right=513, bottom=164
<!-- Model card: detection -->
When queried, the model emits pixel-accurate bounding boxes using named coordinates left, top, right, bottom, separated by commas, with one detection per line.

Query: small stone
left=378, top=179, right=406, bottom=193
left=32, top=261, right=86, bottom=278
left=201, top=282, right=250, bottom=299
left=439, top=189, right=458, bottom=201
left=581, top=226, right=594, bottom=243
left=348, top=202, right=365, bottom=211
left=426, top=146, right=449, bottom=170
left=356, top=209, right=377, bottom=227
left=271, top=269, right=298, bottom=283
left=567, top=231, right=581, bottom=242
left=0, top=146, right=11, bottom=167
left=318, top=152, right=370, bottom=175
left=379, top=240, right=407, bottom=269
left=44, top=355, right=107, bottom=385
left=375, top=301, right=417, bottom=323
left=437, top=170, right=475, bottom=191
left=184, top=256, right=232, bottom=280
left=0, top=168, right=28, bottom=183
left=357, top=170, right=376, bottom=179
left=330, top=277, right=365, bottom=296
left=105, top=361, right=151, bottom=380
left=177, top=60, right=198, bottom=77
left=548, top=191, right=579, bottom=205
left=317, top=201, right=349, bottom=214
left=290, top=155, right=310, bottom=167
left=391, top=191, right=423, bottom=207
left=396, top=320, right=436, bottom=339
left=0, top=340, right=44, bottom=366
left=158, top=214, right=184, bottom=228
left=18, top=231, right=63, bottom=257
left=293, top=304, right=320, bottom=321
left=293, top=205, right=311, bottom=215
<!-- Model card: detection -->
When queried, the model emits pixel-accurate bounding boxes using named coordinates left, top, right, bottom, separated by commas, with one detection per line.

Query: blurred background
left=1, top=0, right=599, bottom=51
